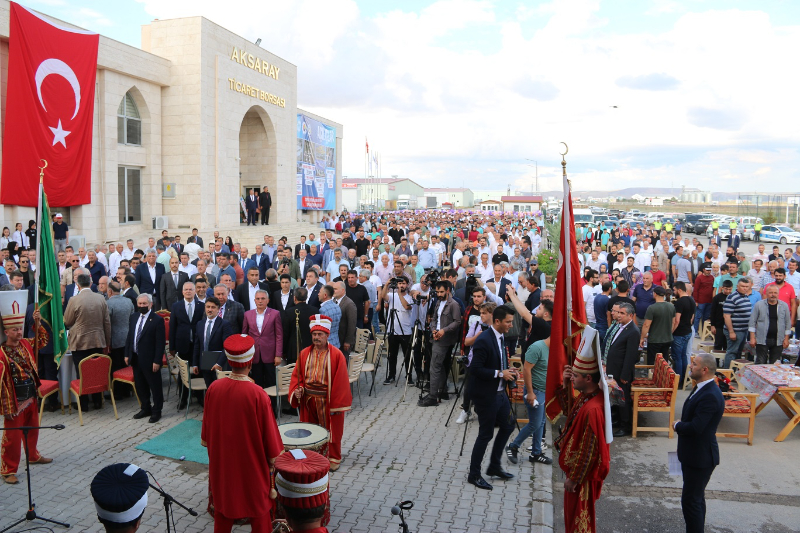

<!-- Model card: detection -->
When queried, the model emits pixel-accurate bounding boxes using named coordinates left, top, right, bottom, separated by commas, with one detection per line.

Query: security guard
left=754, top=221, right=763, bottom=241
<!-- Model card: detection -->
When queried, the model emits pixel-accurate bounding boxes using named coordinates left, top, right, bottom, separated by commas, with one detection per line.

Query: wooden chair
left=111, top=366, right=141, bottom=408
left=215, top=369, right=232, bottom=380
left=164, top=353, right=181, bottom=397
left=631, top=353, right=680, bottom=438
left=265, top=363, right=296, bottom=423
left=175, top=356, right=207, bottom=419
left=697, top=341, right=715, bottom=354
left=730, top=359, right=753, bottom=391
left=68, top=354, right=117, bottom=426
left=361, top=339, right=382, bottom=396
left=348, top=352, right=366, bottom=408
left=354, top=328, right=371, bottom=354
left=699, top=321, right=712, bottom=342
left=37, top=379, right=63, bottom=424
left=691, top=369, right=759, bottom=445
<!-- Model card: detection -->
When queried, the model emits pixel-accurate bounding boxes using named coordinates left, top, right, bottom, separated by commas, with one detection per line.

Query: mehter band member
left=274, top=449, right=332, bottom=532
left=289, top=314, right=352, bottom=471
left=91, top=462, right=149, bottom=532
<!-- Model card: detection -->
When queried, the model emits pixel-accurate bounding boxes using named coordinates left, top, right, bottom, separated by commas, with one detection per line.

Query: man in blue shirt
left=417, top=240, right=437, bottom=270
left=216, top=253, right=236, bottom=284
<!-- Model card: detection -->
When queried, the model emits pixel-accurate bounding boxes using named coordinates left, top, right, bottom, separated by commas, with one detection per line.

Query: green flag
left=37, top=187, right=68, bottom=366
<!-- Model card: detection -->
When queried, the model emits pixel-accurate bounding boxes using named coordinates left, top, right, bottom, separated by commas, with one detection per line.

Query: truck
left=396, top=194, right=418, bottom=210
left=426, top=196, right=438, bottom=209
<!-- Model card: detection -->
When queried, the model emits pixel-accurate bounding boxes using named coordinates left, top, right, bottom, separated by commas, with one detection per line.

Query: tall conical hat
left=0, top=290, right=27, bottom=330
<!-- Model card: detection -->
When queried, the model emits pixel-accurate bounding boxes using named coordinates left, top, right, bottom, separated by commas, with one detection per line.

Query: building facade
left=501, top=195, right=542, bottom=213
left=0, top=3, right=342, bottom=245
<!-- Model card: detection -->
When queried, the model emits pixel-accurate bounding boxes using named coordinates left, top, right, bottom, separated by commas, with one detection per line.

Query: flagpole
left=561, top=147, right=574, bottom=412
left=34, top=160, right=47, bottom=363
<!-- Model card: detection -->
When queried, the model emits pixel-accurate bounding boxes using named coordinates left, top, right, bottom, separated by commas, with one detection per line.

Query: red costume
left=289, top=343, right=351, bottom=468
left=554, top=387, right=610, bottom=533
left=202, top=339, right=284, bottom=533
left=1, top=338, right=44, bottom=477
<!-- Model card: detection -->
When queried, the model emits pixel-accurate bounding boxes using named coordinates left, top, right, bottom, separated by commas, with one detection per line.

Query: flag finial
left=39, top=159, right=47, bottom=183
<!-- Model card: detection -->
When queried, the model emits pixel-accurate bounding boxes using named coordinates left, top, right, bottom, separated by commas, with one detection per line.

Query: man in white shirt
left=107, top=243, right=123, bottom=276
left=121, top=239, right=136, bottom=260
left=752, top=243, right=768, bottom=266
left=178, top=252, right=198, bottom=277
left=475, top=253, right=493, bottom=282
left=583, top=269, right=600, bottom=326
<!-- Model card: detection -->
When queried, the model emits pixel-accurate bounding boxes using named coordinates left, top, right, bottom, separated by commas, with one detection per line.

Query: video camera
left=387, top=277, right=406, bottom=290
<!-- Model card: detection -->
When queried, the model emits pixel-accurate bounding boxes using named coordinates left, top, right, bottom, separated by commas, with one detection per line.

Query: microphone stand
left=0, top=424, right=70, bottom=532
left=148, top=474, right=199, bottom=533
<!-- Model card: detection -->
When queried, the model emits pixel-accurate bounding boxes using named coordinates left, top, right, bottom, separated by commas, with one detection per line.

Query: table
left=736, top=364, right=800, bottom=442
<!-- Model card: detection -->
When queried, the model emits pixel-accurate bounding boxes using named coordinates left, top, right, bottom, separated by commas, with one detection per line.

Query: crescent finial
left=39, top=159, right=48, bottom=170
left=560, top=142, right=568, bottom=157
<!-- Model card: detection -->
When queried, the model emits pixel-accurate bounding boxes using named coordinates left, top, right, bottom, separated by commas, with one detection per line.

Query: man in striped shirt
left=722, top=277, right=753, bottom=368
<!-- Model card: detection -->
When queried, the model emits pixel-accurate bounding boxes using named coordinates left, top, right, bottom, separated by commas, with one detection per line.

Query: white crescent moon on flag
left=35, top=58, right=81, bottom=119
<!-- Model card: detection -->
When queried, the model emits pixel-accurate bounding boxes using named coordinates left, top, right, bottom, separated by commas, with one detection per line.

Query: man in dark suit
left=604, top=302, right=641, bottom=437
left=234, top=267, right=270, bottom=312
left=188, top=228, right=204, bottom=248
left=245, top=187, right=259, bottom=226
left=213, top=284, right=244, bottom=334
left=294, top=236, right=311, bottom=260
left=135, top=251, right=166, bottom=309
left=259, top=185, right=272, bottom=225
left=171, top=236, right=184, bottom=255
left=466, top=306, right=517, bottom=490
left=303, top=270, right=324, bottom=308
left=674, top=353, right=725, bottom=533
left=727, top=229, right=741, bottom=254
left=125, top=293, right=167, bottom=423
left=159, top=256, right=190, bottom=311
left=192, top=296, right=235, bottom=389
left=170, top=281, right=205, bottom=409
left=271, top=274, right=295, bottom=313
left=282, top=287, right=318, bottom=364
left=62, top=267, right=98, bottom=311
left=121, top=273, right=138, bottom=307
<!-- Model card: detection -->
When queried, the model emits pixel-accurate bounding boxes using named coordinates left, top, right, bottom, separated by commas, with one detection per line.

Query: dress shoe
left=133, top=410, right=152, bottom=420
left=613, top=427, right=631, bottom=438
left=485, top=467, right=515, bottom=480
left=417, top=396, right=439, bottom=407
left=467, top=475, right=492, bottom=490
left=31, top=456, right=53, bottom=465
left=2, top=474, right=19, bottom=484
left=148, top=412, right=162, bottom=423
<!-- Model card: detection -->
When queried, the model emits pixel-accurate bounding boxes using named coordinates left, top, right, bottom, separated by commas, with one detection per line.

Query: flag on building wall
left=0, top=2, right=99, bottom=207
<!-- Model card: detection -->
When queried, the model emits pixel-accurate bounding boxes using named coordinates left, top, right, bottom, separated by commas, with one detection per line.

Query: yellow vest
left=654, top=222, right=662, bottom=230
left=711, top=221, right=719, bottom=229
left=729, top=221, right=738, bottom=229
left=754, top=223, right=763, bottom=231
left=665, top=223, right=673, bottom=232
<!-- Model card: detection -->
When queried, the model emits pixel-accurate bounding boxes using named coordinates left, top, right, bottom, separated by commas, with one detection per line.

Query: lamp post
left=526, top=159, right=538, bottom=193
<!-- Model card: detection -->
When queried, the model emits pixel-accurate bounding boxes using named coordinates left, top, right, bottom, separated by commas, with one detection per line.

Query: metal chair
left=354, top=328, right=370, bottom=354
left=361, top=339, right=382, bottom=396
left=215, top=369, right=232, bottom=380
left=264, top=363, right=296, bottom=423
left=37, top=380, right=63, bottom=424
left=68, top=354, right=117, bottom=426
left=348, top=352, right=366, bottom=408
left=175, top=356, right=207, bottom=419
left=111, top=366, right=141, bottom=407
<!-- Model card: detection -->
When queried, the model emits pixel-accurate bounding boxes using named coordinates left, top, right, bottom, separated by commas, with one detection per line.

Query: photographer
left=382, top=277, right=414, bottom=384
left=418, top=280, right=463, bottom=407
left=456, top=296, right=495, bottom=424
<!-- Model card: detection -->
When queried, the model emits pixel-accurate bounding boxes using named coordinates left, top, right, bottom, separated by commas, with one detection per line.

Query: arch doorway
left=238, top=106, right=277, bottom=223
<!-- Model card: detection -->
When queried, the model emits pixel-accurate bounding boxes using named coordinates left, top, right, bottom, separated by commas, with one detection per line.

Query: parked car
left=759, top=225, right=800, bottom=244
left=741, top=224, right=756, bottom=240
left=694, top=218, right=714, bottom=235
left=705, top=225, right=731, bottom=240
left=683, top=213, right=711, bottom=234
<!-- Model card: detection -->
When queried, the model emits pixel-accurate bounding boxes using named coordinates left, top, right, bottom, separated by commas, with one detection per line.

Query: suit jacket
left=242, top=308, right=284, bottom=364
left=107, top=295, right=135, bottom=350
left=283, top=301, right=319, bottom=363
left=125, top=311, right=166, bottom=368
left=135, top=262, right=166, bottom=304
left=467, top=327, right=506, bottom=405
left=333, top=295, right=356, bottom=350
left=709, top=234, right=722, bottom=248
left=305, top=282, right=323, bottom=308
left=192, top=316, right=234, bottom=369
left=171, top=243, right=184, bottom=254
left=296, top=259, right=313, bottom=281
left=294, top=243, right=311, bottom=259
left=121, top=287, right=138, bottom=307
left=432, top=297, right=462, bottom=345
left=159, top=270, right=190, bottom=311
left=258, top=191, right=272, bottom=210
left=63, top=282, right=98, bottom=311
left=675, top=382, right=725, bottom=468
left=728, top=234, right=741, bottom=250
left=169, top=298, right=205, bottom=355
left=188, top=236, right=204, bottom=248
left=488, top=277, right=513, bottom=300
left=245, top=194, right=259, bottom=212
left=271, top=289, right=295, bottom=312
left=234, top=281, right=270, bottom=312
left=219, top=299, right=245, bottom=334
left=64, top=289, right=111, bottom=351
left=604, top=321, right=641, bottom=383
left=241, top=258, right=258, bottom=275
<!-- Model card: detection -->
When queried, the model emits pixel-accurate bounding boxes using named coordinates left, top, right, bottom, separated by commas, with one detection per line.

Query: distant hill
left=533, top=188, right=754, bottom=202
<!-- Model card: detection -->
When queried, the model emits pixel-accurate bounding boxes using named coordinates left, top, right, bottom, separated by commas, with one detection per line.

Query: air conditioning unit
left=152, top=216, right=169, bottom=230
left=68, top=235, right=85, bottom=250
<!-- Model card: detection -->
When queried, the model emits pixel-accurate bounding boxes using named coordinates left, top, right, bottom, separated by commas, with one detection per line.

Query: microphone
left=54, top=424, right=66, bottom=430
left=391, top=505, right=401, bottom=516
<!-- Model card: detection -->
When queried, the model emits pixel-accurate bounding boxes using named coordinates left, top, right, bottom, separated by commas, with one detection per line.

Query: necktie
left=219, top=307, right=224, bottom=318
left=134, top=315, right=145, bottom=353
left=187, top=302, right=193, bottom=341
left=499, top=335, right=506, bottom=370
left=174, top=273, right=179, bottom=289
left=204, top=319, right=213, bottom=351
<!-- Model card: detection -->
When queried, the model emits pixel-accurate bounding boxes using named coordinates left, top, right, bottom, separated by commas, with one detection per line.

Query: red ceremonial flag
left=365, top=137, right=369, bottom=154
left=545, top=166, right=587, bottom=421
left=0, top=2, right=99, bottom=207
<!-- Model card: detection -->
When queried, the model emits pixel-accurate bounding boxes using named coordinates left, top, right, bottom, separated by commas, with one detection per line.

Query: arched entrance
left=238, top=106, right=277, bottom=223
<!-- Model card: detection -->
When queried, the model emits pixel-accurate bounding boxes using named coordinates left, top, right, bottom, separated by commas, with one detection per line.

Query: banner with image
left=297, top=114, right=336, bottom=210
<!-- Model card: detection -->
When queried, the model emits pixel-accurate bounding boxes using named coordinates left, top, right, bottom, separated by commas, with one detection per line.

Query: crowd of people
left=4, top=206, right=792, bottom=532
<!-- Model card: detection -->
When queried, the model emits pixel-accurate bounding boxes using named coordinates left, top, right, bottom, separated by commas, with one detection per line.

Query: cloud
left=616, top=73, right=680, bottom=91
left=511, top=77, right=560, bottom=101
left=687, top=107, right=746, bottom=131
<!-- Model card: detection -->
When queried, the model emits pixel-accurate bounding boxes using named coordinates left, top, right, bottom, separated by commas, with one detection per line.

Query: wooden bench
left=691, top=369, right=758, bottom=445
left=631, top=353, right=680, bottom=438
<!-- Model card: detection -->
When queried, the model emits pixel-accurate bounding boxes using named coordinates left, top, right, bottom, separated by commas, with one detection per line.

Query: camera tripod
left=398, top=304, right=427, bottom=403
left=1, top=423, right=70, bottom=532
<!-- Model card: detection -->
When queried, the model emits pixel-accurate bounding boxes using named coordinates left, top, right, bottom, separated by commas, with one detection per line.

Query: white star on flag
left=49, top=119, right=70, bottom=148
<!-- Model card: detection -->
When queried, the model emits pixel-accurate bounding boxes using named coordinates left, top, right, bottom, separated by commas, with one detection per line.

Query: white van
left=574, top=208, right=594, bottom=224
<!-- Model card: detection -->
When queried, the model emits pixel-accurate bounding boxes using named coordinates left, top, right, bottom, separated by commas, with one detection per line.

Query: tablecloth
left=737, top=364, right=800, bottom=405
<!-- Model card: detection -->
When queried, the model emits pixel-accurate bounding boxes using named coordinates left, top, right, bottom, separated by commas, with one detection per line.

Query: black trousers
left=37, top=351, right=59, bottom=407
left=72, top=348, right=104, bottom=408
left=387, top=334, right=412, bottom=379
left=469, top=391, right=514, bottom=478
left=251, top=361, right=277, bottom=411
left=133, top=357, right=164, bottom=414
left=681, top=464, right=715, bottom=533
left=619, top=380, right=633, bottom=429
left=755, top=343, right=783, bottom=364
left=247, top=208, right=257, bottom=225
left=261, top=207, right=270, bottom=225
left=647, top=342, right=671, bottom=365
left=713, top=328, right=728, bottom=351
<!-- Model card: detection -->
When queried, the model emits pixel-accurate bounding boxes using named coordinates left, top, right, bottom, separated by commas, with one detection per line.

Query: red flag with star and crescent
left=1, top=2, right=99, bottom=207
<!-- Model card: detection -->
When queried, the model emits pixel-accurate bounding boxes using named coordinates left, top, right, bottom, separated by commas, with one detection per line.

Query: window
left=118, top=167, right=141, bottom=223
left=117, top=93, right=141, bottom=145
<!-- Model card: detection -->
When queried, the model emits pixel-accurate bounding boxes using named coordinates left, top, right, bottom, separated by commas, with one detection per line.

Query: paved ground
left=0, top=368, right=553, bottom=533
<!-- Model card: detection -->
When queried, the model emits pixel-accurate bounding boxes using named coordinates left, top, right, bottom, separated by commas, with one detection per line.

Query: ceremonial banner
left=35, top=184, right=68, bottom=366
left=297, top=114, right=336, bottom=210
left=545, top=168, right=587, bottom=421
left=1, top=2, right=99, bottom=207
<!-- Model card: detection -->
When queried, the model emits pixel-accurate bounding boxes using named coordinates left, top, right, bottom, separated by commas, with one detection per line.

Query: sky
left=24, top=0, right=800, bottom=194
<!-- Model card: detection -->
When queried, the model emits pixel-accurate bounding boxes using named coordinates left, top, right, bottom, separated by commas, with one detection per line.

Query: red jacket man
left=242, top=290, right=283, bottom=389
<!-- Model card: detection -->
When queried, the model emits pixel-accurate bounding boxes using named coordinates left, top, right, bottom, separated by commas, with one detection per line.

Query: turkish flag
left=545, top=171, right=587, bottom=422
left=0, top=2, right=99, bottom=207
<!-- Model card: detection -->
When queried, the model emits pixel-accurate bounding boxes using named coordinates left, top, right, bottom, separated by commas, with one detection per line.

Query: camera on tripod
left=425, top=269, right=440, bottom=284
left=387, top=277, right=405, bottom=290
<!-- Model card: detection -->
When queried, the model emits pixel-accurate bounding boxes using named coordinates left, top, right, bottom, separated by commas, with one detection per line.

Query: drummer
left=289, top=315, right=352, bottom=471
left=274, top=449, right=332, bottom=532
left=201, top=334, right=284, bottom=532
